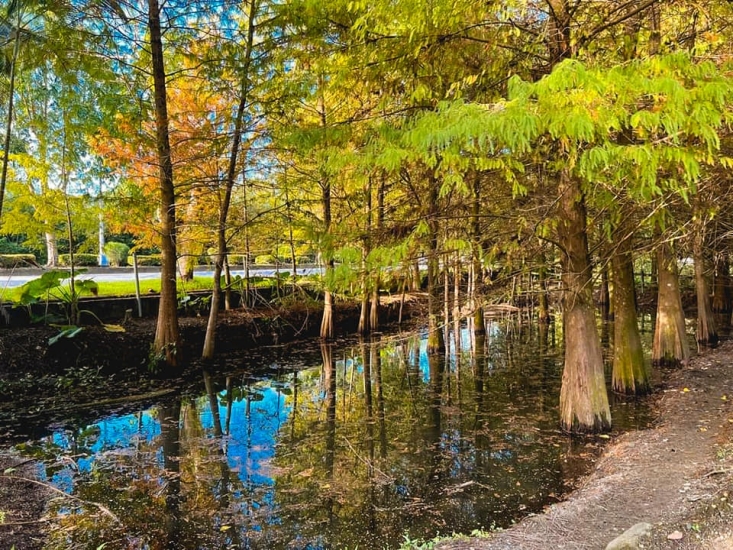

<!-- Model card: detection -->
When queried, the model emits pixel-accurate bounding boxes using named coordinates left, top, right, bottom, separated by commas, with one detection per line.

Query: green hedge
left=0, top=254, right=37, bottom=268
left=58, top=254, right=98, bottom=267
left=134, top=254, right=161, bottom=266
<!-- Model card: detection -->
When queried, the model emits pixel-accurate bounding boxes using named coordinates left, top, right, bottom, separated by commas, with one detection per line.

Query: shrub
left=255, top=254, right=277, bottom=265
left=134, top=254, right=162, bottom=266
left=0, top=254, right=37, bottom=268
left=104, top=242, right=130, bottom=267
left=58, top=254, right=98, bottom=267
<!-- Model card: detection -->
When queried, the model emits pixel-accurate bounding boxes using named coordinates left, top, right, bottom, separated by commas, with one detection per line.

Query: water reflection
left=16, top=322, right=652, bottom=549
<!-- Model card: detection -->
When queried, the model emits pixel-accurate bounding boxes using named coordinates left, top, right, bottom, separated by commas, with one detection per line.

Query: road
left=0, top=266, right=323, bottom=289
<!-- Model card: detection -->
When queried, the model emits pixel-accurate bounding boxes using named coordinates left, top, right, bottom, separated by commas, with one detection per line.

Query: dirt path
left=439, top=342, right=733, bottom=550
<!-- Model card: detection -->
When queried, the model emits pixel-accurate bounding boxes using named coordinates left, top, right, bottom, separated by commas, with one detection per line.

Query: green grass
left=0, top=277, right=216, bottom=303
left=0, top=274, right=301, bottom=304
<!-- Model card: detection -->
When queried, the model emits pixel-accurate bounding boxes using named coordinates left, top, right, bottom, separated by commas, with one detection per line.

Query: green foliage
left=13, top=269, right=125, bottom=342
left=134, top=254, right=161, bottom=266
left=58, top=254, right=98, bottom=267
left=255, top=254, right=277, bottom=265
left=103, top=242, right=130, bottom=266
left=0, top=253, right=36, bottom=268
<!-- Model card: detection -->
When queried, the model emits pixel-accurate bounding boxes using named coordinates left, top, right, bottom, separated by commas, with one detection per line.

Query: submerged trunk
left=537, top=260, right=551, bottom=324
left=557, top=171, right=610, bottom=433
left=470, top=173, right=485, bottom=336
left=427, top=175, right=444, bottom=354
left=149, top=0, right=180, bottom=367
left=652, top=241, right=689, bottom=366
left=611, top=234, right=649, bottom=395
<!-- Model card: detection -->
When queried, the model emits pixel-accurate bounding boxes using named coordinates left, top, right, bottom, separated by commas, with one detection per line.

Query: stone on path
left=605, top=523, right=654, bottom=550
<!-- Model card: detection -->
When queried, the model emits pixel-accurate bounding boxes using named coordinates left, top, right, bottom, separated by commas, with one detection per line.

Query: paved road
left=0, top=266, right=322, bottom=289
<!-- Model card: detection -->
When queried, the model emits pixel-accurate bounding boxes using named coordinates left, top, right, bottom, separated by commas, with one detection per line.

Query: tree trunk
left=693, top=230, right=718, bottom=347
left=202, top=0, right=257, bottom=359
left=369, top=175, right=385, bottom=332
left=611, top=233, right=649, bottom=394
left=471, top=173, right=485, bottom=335
left=599, top=262, right=610, bottom=321
left=0, top=16, right=20, bottom=224
left=358, top=177, right=373, bottom=335
left=45, top=232, right=58, bottom=267
left=537, top=262, right=551, bottom=324
left=427, top=174, right=444, bottom=354
left=557, top=171, right=611, bottom=432
left=652, top=241, right=689, bottom=366
left=712, top=253, right=732, bottom=314
left=149, top=0, right=180, bottom=367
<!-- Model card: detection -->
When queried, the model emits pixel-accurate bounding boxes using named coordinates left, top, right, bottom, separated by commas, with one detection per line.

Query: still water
left=13, top=322, right=651, bottom=549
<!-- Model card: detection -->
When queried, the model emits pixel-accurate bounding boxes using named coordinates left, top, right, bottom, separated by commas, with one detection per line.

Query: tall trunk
left=427, top=174, right=444, bottom=354
left=317, top=77, right=334, bottom=339
left=369, top=175, right=385, bottom=331
left=471, top=174, right=485, bottom=335
left=202, top=0, right=258, bottom=359
left=358, top=256, right=369, bottom=334
left=320, top=176, right=334, bottom=339
left=358, top=176, right=372, bottom=335
left=652, top=241, right=689, bottom=366
left=149, top=0, right=180, bottom=367
left=0, top=15, right=20, bottom=223
left=611, top=232, right=649, bottom=394
left=693, top=224, right=718, bottom=347
left=557, top=171, right=610, bottom=433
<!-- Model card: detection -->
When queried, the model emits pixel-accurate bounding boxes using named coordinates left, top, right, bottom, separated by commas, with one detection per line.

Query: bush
left=254, top=254, right=277, bottom=265
left=104, top=242, right=130, bottom=267
left=58, top=254, right=98, bottom=267
left=134, top=254, right=162, bottom=266
left=0, top=254, right=37, bottom=268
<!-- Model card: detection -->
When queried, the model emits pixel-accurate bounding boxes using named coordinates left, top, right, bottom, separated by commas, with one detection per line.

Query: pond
left=10, top=321, right=652, bottom=549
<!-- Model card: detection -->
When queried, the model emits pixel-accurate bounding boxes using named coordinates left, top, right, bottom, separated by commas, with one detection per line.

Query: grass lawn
left=0, top=276, right=217, bottom=304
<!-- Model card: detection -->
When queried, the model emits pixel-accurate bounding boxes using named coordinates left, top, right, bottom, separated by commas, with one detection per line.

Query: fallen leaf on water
left=667, top=530, right=684, bottom=541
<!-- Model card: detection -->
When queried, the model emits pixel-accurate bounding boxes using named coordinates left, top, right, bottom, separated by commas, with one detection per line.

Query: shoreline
left=438, top=341, right=733, bottom=550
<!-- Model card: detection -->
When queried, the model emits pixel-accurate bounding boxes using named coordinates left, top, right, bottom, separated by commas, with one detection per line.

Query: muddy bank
left=438, top=342, right=733, bottom=550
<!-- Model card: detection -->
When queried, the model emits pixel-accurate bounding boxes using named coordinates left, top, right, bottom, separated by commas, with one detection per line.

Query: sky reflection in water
left=20, top=323, right=651, bottom=549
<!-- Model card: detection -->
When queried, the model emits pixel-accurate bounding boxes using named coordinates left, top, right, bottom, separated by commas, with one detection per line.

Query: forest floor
left=438, top=340, right=733, bottom=550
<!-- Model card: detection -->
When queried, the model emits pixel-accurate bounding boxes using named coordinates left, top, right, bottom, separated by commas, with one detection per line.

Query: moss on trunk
left=611, top=239, right=649, bottom=395
left=652, top=242, right=689, bottom=367
left=556, top=171, right=611, bottom=433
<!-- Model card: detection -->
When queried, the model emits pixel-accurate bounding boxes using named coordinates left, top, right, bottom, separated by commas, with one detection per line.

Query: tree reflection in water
left=23, top=322, right=652, bottom=549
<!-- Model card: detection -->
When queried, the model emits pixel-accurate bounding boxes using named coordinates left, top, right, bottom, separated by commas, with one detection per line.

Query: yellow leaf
left=683, top=388, right=690, bottom=393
